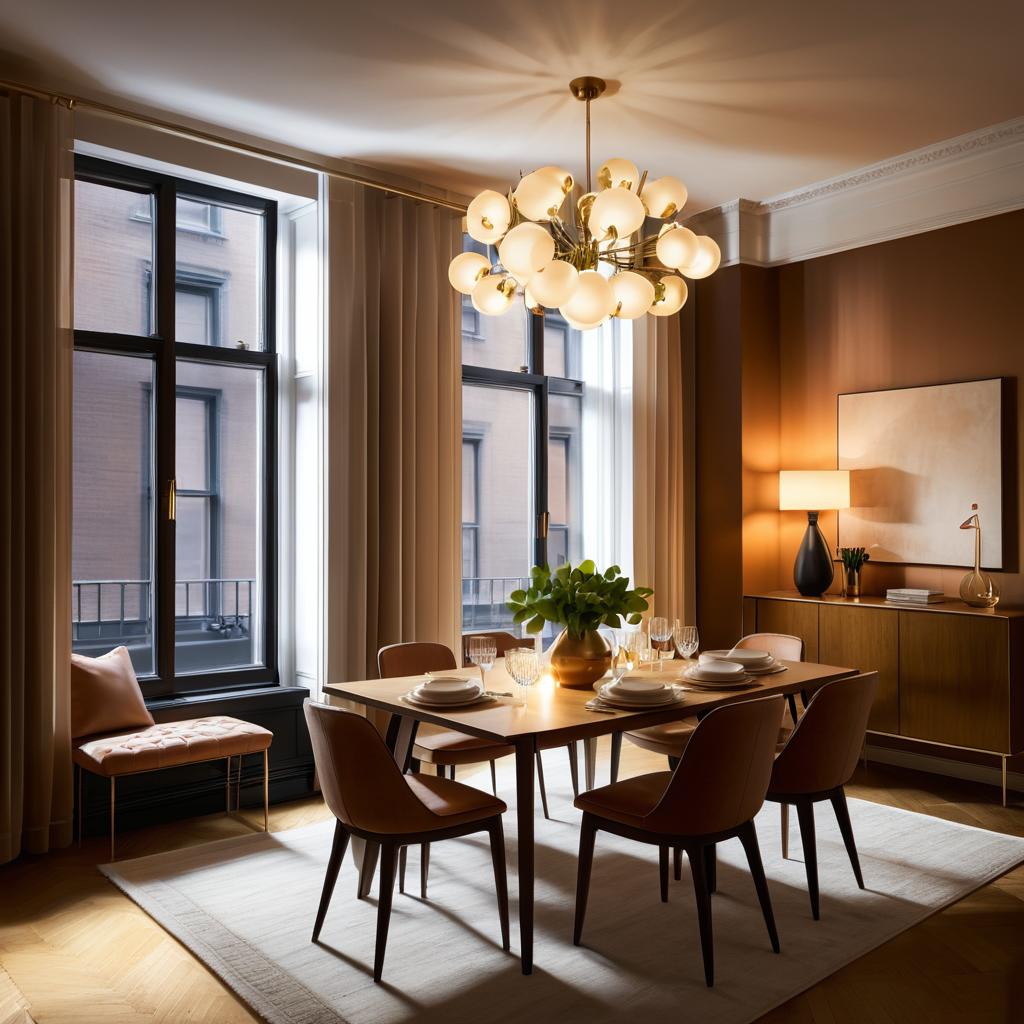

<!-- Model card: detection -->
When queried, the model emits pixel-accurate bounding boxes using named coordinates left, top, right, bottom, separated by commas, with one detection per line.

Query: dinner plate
left=685, top=659, right=745, bottom=680
left=413, top=677, right=482, bottom=702
left=681, top=674, right=756, bottom=691
left=604, top=678, right=673, bottom=698
left=589, top=690, right=686, bottom=711
left=597, top=683, right=682, bottom=707
left=702, top=649, right=773, bottom=668
left=401, top=691, right=496, bottom=710
left=744, top=662, right=787, bottom=675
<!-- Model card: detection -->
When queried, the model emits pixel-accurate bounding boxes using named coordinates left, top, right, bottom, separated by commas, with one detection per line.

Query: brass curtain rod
left=0, top=76, right=468, bottom=213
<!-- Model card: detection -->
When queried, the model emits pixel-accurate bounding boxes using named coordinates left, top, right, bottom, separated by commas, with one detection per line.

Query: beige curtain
left=326, top=180, right=462, bottom=683
left=0, top=91, right=74, bottom=864
left=632, top=312, right=692, bottom=620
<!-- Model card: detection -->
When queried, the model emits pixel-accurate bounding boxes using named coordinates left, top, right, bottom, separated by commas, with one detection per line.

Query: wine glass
left=610, top=639, right=634, bottom=683
left=674, top=621, right=699, bottom=662
left=508, top=646, right=539, bottom=706
left=650, top=616, right=673, bottom=671
left=626, top=628, right=654, bottom=669
left=468, top=636, right=497, bottom=688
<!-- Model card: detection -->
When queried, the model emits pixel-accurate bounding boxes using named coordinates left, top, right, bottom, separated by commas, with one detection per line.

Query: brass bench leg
left=264, top=749, right=270, bottom=832
left=236, top=753, right=243, bottom=812
left=110, top=776, right=116, bottom=861
left=226, top=755, right=232, bottom=813
left=1003, top=755, right=1008, bottom=807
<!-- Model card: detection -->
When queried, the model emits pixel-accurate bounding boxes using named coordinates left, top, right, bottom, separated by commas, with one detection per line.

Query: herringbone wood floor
left=1, top=741, right=1022, bottom=1024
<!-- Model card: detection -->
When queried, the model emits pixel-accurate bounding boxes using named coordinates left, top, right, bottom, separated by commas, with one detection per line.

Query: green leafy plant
left=507, top=561, right=653, bottom=639
left=838, top=546, right=870, bottom=571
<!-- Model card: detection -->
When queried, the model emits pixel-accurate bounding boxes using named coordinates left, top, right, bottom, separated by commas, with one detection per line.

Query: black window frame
left=73, top=153, right=278, bottom=698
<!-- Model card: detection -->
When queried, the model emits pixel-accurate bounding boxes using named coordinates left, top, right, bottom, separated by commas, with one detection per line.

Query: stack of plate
left=595, top=677, right=683, bottom=709
left=682, top=659, right=756, bottom=690
left=405, top=676, right=485, bottom=708
left=700, top=649, right=784, bottom=675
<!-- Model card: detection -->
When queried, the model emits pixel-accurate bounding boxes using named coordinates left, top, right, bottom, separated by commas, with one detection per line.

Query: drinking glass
left=626, top=628, right=654, bottom=669
left=508, top=646, right=540, bottom=706
left=674, top=622, right=699, bottom=662
left=610, top=642, right=634, bottom=682
left=468, top=636, right=496, bottom=688
left=650, top=616, right=673, bottom=671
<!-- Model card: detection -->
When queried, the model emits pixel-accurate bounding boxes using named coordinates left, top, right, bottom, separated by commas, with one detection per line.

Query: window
left=72, top=155, right=277, bottom=695
left=461, top=436, right=481, bottom=579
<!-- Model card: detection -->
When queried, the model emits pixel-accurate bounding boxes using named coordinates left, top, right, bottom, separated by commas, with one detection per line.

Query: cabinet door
left=755, top=600, right=818, bottom=661
left=899, top=612, right=1009, bottom=752
left=819, top=604, right=899, bottom=733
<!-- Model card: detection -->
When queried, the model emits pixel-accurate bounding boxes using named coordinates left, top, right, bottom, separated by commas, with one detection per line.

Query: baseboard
left=865, top=743, right=1024, bottom=796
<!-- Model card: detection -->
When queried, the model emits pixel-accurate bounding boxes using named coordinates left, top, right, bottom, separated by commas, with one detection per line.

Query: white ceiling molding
left=684, top=118, right=1024, bottom=267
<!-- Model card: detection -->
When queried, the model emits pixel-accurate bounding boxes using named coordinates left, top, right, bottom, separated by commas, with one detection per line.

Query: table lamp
left=779, top=470, right=850, bottom=596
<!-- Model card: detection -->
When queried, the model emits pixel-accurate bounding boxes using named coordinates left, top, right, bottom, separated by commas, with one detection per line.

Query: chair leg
left=738, top=820, right=780, bottom=953
left=667, top=755, right=680, bottom=771
left=706, top=843, right=717, bottom=894
left=786, top=693, right=799, bottom=727
left=830, top=788, right=864, bottom=889
left=659, top=845, right=669, bottom=903
left=610, top=733, right=622, bottom=785
left=535, top=751, right=550, bottom=821
left=488, top=819, right=511, bottom=951
left=567, top=743, right=579, bottom=798
left=573, top=813, right=598, bottom=945
left=263, top=749, right=269, bottom=832
left=420, top=843, right=430, bottom=899
left=312, top=820, right=350, bottom=941
left=781, top=803, right=789, bottom=859
left=687, top=845, right=715, bottom=987
left=436, top=763, right=445, bottom=778
left=490, top=759, right=498, bottom=796
left=796, top=801, right=820, bottom=920
left=450, top=765, right=456, bottom=781
left=373, top=843, right=399, bottom=983
left=399, top=846, right=407, bottom=894
left=76, top=764, right=82, bottom=847
left=410, top=757, right=421, bottom=774
left=109, top=777, right=116, bottom=861
left=358, top=841, right=380, bottom=899
left=673, top=846, right=682, bottom=881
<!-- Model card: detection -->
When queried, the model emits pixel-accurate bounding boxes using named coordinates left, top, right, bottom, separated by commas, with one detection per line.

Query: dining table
left=323, top=655, right=858, bottom=974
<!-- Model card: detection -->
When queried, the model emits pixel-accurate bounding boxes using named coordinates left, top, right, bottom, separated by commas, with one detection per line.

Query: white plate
left=745, top=662, right=787, bottom=676
left=589, top=690, right=686, bottom=711
left=414, top=677, right=481, bottom=701
left=597, top=684, right=682, bottom=706
left=702, top=649, right=773, bottom=668
left=605, top=678, right=672, bottom=697
left=687, top=659, right=745, bottom=679
left=681, top=674, right=756, bottom=691
left=401, top=691, right=496, bottom=710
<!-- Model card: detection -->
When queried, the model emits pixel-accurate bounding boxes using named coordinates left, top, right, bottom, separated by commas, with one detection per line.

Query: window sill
left=146, top=683, right=308, bottom=715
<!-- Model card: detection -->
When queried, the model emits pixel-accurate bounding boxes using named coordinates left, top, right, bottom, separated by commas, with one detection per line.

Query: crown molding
left=684, top=118, right=1024, bottom=267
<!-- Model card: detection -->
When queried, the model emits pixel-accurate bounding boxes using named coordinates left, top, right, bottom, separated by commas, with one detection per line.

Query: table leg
left=514, top=738, right=536, bottom=975
left=583, top=737, right=597, bottom=791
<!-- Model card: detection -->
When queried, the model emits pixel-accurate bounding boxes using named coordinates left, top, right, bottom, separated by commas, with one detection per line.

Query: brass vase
left=549, top=628, right=612, bottom=690
left=959, top=505, right=999, bottom=608
left=844, top=567, right=861, bottom=597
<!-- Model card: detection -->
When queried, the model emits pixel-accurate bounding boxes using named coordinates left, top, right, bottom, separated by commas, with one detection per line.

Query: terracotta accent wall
left=777, top=210, right=1024, bottom=602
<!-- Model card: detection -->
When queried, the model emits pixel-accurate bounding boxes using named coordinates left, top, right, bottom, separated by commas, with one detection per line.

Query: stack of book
left=885, top=588, right=945, bottom=606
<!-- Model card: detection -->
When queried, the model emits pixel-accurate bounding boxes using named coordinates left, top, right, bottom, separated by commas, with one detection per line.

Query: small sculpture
left=959, top=504, right=999, bottom=608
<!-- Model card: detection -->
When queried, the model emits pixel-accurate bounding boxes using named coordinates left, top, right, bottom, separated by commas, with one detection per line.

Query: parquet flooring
left=1, top=741, right=1021, bottom=1023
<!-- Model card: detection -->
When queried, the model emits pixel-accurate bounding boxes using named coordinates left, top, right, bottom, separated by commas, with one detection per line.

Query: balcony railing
left=461, top=575, right=530, bottom=631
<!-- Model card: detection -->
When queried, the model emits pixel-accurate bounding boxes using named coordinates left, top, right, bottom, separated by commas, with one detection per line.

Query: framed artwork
left=837, top=378, right=1005, bottom=568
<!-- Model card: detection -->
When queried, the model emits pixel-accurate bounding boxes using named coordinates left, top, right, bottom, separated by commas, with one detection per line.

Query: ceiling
left=2, top=0, right=1022, bottom=212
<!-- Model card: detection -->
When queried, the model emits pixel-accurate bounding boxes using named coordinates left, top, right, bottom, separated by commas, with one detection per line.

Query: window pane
left=74, top=180, right=155, bottom=336
left=175, top=360, right=264, bottom=673
left=460, top=235, right=530, bottom=371
left=72, top=351, right=155, bottom=676
left=549, top=393, right=582, bottom=568
left=176, top=196, right=265, bottom=349
left=462, top=385, right=534, bottom=631
left=543, top=311, right=581, bottom=380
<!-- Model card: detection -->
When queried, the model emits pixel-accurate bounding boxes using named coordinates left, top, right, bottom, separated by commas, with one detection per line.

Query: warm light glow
left=498, top=222, right=555, bottom=279
left=466, top=190, right=511, bottom=244
left=680, top=236, right=722, bottom=279
left=513, top=168, right=571, bottom=221
left=642, top=176, right=688, bottom=219
left=448, top=251, right=491, bottom=294
left=562, top=269, right=614, bottom=323
left=589, top=187, right=646, bottom=241
left=598, top=157, right=639, bottom=191
left=611, top=271, right=655, bottom=319
left=471, top=274, right=516, bottom=315
left=656, top=223, right=700, bottom=270
left=649, top=274, right=688, bottom=316
left=529, top=259, right=578, bottom=307
left=779, top=470, right=851, bottom=511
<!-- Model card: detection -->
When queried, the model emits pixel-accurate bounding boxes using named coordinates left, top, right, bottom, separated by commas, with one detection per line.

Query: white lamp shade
left=466, top=190, right=511, bottom=244
left=448, top=251, right=491, bottom=294
left=513, top=169, right=569, bottom=221
left=610, top=271, right=655, bottom=319
left=597, top=157, right=639, bottom=191
left=562, top=311, right=608, bottom=330
left=779, top=470, right=851, bottom=511
left=498, top=222, right=555, bottom=278
left=649, top=274, right=688, bottom=316
left=471, top=274, right=515, bottom=315
left=528, top=259, right=578, bottom=308
left=642, top=176, right=689, bottom=219
left=655, top=224, right=700, bottom=270
left=680, top=236, right=722, bottom=279
left=534, top=165, right=574, bottom=194
left=562, top=269, right=615, bottom=323
left=589, top=187, right=646, bottom=241
left=524, top=285, right=543, bottom=314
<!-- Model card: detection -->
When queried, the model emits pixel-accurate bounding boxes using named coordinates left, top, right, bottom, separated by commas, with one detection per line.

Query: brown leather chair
left=304, top=701, right=509, bottom=982
left=768, top=671, right=878, bottom=920
left=614, top=632, right=805, bottom=783
left=574, top=695, right=785, bottom=987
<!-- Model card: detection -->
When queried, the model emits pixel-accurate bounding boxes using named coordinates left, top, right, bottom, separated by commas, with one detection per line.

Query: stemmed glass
left=610, top=635, right=635, bottom=683
left=674, top=621, right=699, bottom=663
left=507, top=647, right=540, bottom=706
left=626, top=628, right=654, bottom=669
left=467, top=635, right=497, bottom=690
left=650, top=616, right=673, bottom=671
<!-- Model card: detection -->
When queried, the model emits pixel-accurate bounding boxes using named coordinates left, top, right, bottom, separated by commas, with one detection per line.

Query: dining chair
left=768, top=671, right=878, bottom=920
left=613, top=632, right=805, bottom=784
left=573, top=695, right=785, bottom=987
left=304, top=701, right=509, bottom=982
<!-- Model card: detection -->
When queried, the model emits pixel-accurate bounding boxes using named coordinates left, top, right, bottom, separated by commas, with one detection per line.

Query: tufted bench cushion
left=73, top=715, right=273, bottom=777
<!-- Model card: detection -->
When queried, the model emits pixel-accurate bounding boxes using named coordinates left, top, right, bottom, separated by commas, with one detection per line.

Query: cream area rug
left=101, top=760, right=1024, bottom=1024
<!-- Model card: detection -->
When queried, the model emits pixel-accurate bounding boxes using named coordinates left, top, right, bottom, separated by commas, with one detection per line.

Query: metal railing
left=461, top=576, right=530, bottom=631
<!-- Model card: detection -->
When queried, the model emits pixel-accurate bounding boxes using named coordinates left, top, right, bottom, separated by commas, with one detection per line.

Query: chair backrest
left=646, top=695, right=785, bottom=836
left=736, top=633, right=804, bottom=662
left=377, top=642, right=457, bottom=679
left=770, top=672, right=879, bottom=796
left=304, top=701, right=437, bottom=834
left=461, top=631, right=521, bottom=666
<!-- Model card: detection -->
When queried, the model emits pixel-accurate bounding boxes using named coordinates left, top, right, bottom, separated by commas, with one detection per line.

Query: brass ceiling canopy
left=568, top=76, right=607, bottom=102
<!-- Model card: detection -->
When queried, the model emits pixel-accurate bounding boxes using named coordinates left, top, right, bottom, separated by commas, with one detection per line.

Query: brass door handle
left=168, top=478, right=176, bottom=521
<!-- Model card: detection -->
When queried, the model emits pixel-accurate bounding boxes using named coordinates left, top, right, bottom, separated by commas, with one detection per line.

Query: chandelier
left=448, top=76, right=721, bottom=329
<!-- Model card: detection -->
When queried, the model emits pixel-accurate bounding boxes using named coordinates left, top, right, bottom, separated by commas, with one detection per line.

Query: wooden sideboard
left=744, top=592, right=1024, bottom=800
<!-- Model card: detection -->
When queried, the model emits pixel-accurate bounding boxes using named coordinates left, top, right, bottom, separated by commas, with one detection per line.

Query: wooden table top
left=323, top=658, right=858, bottom=748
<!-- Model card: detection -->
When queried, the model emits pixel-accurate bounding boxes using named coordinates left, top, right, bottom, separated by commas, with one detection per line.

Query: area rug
left=100, top=760, right=1024, bottom=1024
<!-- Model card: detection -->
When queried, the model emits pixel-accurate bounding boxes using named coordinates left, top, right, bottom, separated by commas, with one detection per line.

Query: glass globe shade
left=524, top=285, right=543, bottom=314
left=514, top=171, right=568, bottom=221
left=680, top=236, right=722, bottom=279
left=610, top=271, right=655, bottom=319
left=471, top=274, right=515, bottom=316
left=498, top=222, right=555, bottom=279
left=649, top=274, right=689, bottom=317
left=562, top=311, right=608, bottom=331
left=533, top=165, right=574, bottom=195
left=642, top=176, right=689, bottom=219
left=597, top=157, right=639, bottom=191
left=562, top=269, right=615, bottom=323
left=448, top=251, right=491, bottom=294
left=528, top=259, right=578, bottom=308
left=589, top=187, right=646, bottom=241
left=466, top=190, right=511, bottom=244
left=655, top=224, right=700, bottom=270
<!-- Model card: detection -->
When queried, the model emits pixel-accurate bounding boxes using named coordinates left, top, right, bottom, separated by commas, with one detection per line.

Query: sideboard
left=743, top=592, right=1024, bottom=803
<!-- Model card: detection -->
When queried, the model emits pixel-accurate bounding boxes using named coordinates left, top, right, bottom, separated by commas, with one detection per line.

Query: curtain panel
left=0, top=91, right=75, bottom=864
left=326, top=180, right=462, bottom=684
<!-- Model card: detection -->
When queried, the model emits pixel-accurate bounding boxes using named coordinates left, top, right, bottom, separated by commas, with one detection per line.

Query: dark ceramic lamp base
left=793, top=511, right=835, bottom=596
